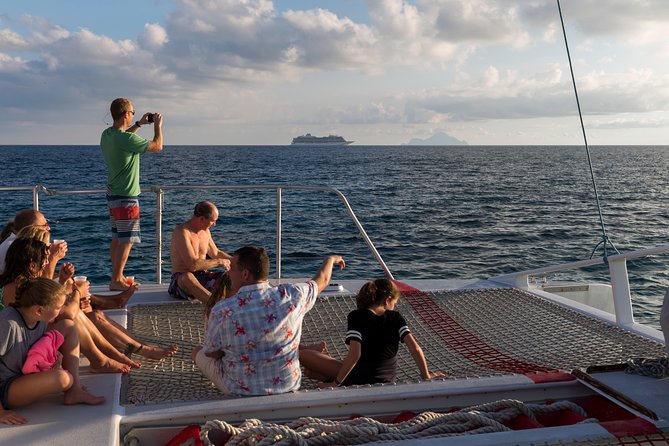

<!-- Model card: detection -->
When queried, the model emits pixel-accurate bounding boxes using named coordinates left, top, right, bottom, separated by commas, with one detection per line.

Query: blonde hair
left=16, top=225, right=50, bottom=244
left=12, top=277, right=66, bottom=309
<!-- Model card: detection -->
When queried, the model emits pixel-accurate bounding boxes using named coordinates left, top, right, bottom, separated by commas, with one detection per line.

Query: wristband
left=135, top=121, right=142, bottom=128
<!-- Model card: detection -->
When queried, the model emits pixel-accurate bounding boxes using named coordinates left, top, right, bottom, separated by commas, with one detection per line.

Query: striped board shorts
left=107, top=192, right=141, bottom=243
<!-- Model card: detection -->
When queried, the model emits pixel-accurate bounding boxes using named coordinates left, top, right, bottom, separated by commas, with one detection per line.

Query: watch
left=135, top=121, right=142, bottom=128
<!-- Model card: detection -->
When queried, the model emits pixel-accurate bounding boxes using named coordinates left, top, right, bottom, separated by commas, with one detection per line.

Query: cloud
left=139, top=23, right=168, bottom=51
left=2, top=0, right=669, bottom=144
left=403, top=65, right=669, bottom=123
left=0, top=28, right=28, bottom=51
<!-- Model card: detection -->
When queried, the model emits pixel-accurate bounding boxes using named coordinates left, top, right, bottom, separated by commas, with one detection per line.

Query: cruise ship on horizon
left=291, top=133, right=353, bottom=145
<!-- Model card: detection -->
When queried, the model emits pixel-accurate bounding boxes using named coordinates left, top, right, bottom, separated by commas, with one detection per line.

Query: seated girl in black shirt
left=300, top=278, right=444, bottom=387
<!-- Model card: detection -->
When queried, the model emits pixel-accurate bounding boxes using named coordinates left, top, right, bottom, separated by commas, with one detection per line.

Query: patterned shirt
left=204, top=280, right=318, bottom=396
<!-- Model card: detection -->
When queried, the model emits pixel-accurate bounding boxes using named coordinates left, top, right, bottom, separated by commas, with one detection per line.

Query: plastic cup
left=73, top=275, right=87, bottom=285
left=52, top=239, right=65, bottom=245
left=126, top=276, right=135, bottom=285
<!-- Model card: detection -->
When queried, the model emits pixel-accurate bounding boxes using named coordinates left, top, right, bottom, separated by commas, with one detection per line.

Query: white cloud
left=0, top=28, right=28, bottom=50
left=2, top=0, right=669, bottom=144
left=139, top=23, right=168, bottom=51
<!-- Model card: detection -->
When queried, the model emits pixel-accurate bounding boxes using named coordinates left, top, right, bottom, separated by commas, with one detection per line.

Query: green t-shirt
left=100, top=127, right=149, bottom=196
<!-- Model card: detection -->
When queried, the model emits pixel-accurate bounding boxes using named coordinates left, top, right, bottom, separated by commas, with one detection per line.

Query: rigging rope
left=556, top=0, right=619, bottom=261
left=200, top=399, right=594, bottom=445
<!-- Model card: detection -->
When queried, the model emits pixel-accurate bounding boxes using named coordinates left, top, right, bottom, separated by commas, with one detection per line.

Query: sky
left=1, top=0, right=669, bottom=145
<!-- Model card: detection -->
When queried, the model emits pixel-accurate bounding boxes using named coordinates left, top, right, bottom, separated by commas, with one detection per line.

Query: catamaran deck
left=3, top=279, right=669, bottom=445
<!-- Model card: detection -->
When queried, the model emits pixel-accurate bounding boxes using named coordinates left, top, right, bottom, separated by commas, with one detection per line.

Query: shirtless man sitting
left=169, top=201, right=232, bottom=303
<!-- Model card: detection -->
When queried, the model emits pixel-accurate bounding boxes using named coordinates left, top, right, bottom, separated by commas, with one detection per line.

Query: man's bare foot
left=136, top=344, right=179, bottom=360
left=299, top=341, right=326, bottom=352
left=93, top=285, right=137, bottom=309
left=89, top=358, right=131, bottom=374
left=109, top=280, right=130, bottom=291
left=64, top=386, right=106, bottom=406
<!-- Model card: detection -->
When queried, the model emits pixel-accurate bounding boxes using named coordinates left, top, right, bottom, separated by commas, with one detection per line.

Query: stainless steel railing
left=1, top=184, right=394, bottom=283
left=490, top=244, right=669, bottom=327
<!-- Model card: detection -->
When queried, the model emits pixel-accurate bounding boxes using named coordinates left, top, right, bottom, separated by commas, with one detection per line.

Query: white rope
left=200, top=398, right=593, bottom=445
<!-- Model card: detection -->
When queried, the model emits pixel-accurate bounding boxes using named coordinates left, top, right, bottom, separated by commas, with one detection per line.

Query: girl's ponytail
left=356, top=278, right=399, bottom=309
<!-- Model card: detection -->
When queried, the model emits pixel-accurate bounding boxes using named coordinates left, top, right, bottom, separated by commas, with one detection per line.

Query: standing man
left=101, top=98, right=163, bottom=291
left=193, top=246, right=345, bottom=396
left=169, top=201, right=232, bottom=302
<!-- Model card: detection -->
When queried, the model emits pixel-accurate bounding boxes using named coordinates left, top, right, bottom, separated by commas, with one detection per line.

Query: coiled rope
left=200, top=399, right=594, bottom=446
left=626, top=356, right=669, bottom=378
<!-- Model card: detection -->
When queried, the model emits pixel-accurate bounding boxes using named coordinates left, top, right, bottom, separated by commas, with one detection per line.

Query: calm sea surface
left=1, top=145, right=668, bottom=329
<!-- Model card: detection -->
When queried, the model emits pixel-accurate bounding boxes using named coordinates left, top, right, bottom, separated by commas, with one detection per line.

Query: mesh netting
left=121, top=288, right=665, bottom=406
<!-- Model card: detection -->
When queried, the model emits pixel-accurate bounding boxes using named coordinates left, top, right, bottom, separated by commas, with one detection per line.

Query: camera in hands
left=147, top=113, right=155, bottom=123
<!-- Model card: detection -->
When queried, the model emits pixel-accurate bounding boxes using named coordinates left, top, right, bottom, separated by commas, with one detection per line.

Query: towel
left=22, top=330, right=64, bottom=374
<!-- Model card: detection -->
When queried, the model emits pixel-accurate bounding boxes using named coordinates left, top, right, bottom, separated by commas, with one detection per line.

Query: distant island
left=404, top=132, right=468, bottom=146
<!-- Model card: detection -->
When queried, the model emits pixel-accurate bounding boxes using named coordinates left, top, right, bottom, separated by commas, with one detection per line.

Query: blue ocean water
left=1, top=145, right=668, bottom=329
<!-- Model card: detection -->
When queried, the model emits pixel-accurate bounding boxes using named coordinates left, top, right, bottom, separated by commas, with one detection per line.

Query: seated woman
left=0, top=278, right=105, bottom=425
left=16, top=226, right=134, bottom=310
left=0, top=237, right=136, bottom=372
left=299, top=278, right=445, bottom=387
left=9, top=227, right=177, bottom=361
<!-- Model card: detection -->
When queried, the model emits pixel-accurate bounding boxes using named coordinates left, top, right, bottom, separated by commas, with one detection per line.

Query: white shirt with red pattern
left=204, top=280, right=318, bottom=395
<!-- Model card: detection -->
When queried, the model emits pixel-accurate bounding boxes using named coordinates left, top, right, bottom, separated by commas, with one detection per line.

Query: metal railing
left=1, top=184, right=394, bottom=284
left=490, top=244, right=669, bottom=327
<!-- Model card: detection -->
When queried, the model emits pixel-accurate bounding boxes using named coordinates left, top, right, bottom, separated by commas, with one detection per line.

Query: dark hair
left=0, top=221, right=14, bottom=244
left=356, top=278, right=399, bottom=310
left=0, top=237, right=49, bottom=287
left=12, top=277, right=66, bottom=309
left=234, top=246, right=269, bottom=281
left=110, top=98, right=132, bottom=121
left=193, top=201, right=216, bottom=220
left=204, top=273, right=232, bottom=320
left=13, top=209, right=42, bottom=232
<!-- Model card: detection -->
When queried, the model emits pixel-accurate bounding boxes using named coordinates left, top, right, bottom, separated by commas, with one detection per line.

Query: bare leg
left=73, top=314, right=133, bottom=373
left=177, top=272, right=211, bottom=303
left=87, top=310, right=178, bottom=360
left=53, top=320, right=106, bottom=405
left=91, top=285, right=137, bottom=310
left=79, top=313, right=141, bottom=369
left=8, top=320, right=106, bottom=407
left=299, top=349, right=342, bottom=382
left=7, top=370, right=73, bottom=407
left=110, top=239, right=132, bottom=290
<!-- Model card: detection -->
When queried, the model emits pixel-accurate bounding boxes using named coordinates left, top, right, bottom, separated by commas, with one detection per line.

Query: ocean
left=1, top=145, right=668, bottom=329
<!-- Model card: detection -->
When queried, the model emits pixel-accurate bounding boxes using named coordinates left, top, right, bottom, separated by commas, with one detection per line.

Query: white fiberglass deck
left=2, top=279, right=669, bottom=446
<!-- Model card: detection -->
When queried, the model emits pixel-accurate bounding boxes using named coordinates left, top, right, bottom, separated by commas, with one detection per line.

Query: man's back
left=205, top=281, right=318, bottom=395
left=100, top=127, right=148, bottom=196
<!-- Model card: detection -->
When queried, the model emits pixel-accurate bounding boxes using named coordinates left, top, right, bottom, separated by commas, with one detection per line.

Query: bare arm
left=146, top=113, right=163, bottom=153
left=172, top=227, right=227, bottom=272
left=332, top=340, right=361, bottom=386
left=311, top=255, right=345, bottom=294
left=404, top=333, right=445, bottom=380
left=41, top=241, right=68, bottom=280
left=206, top=237, right=232, bottom=266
